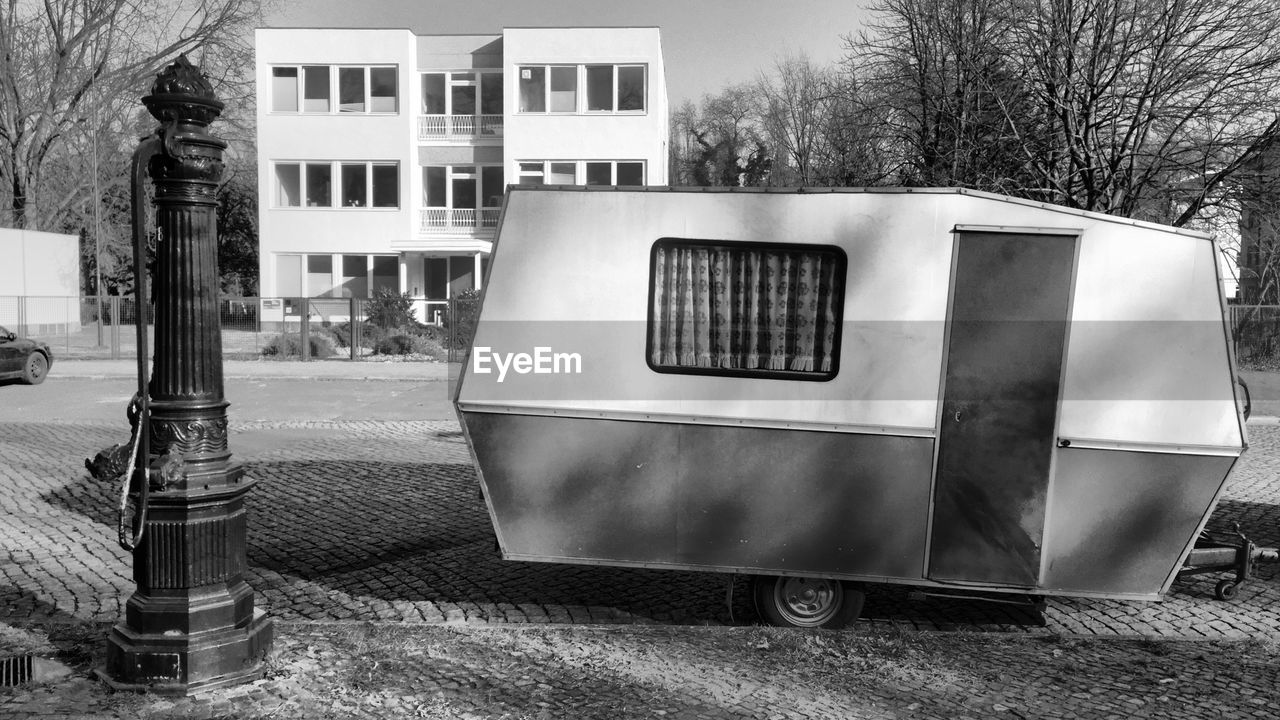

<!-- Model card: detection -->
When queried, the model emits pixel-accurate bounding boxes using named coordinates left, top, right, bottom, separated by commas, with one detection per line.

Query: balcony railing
left=418, top=114, right=504, bottom=140
left=419, top=207, right=501, bottom=234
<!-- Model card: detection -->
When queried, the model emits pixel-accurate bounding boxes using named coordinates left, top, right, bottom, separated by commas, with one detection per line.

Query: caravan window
left=647, top=238, right=845, bottom=380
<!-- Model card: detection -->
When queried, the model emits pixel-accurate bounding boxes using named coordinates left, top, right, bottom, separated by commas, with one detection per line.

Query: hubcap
left=27, top=355, right=45, bottom=378
left=773, top=577, right=842, bottom=627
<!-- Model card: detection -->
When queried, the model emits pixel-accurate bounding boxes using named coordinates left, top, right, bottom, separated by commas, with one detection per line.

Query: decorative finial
left=143, top=54, right=224, bottom=126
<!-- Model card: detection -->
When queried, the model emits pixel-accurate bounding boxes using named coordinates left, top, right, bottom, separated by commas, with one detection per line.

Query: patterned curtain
left=651, top=243, right=843, bottom=374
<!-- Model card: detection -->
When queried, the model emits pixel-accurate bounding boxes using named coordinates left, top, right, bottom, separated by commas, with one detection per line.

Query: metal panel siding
left=463, top=412, right=933, bottom=578
left=1042, top=449, right=1234, bottom=595
left=460, top=190, right=953, bottom=430
left=1058, top=223, right=1240, bottom=448
left=930, top=232, right=1076, bottom=586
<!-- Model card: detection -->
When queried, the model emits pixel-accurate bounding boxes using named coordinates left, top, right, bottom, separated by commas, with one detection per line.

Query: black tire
left=1214, top=579, right=1238, bottom=601
left=21, top=351, right=47, bottom=385
left=752, top=575, right=865, bottom=629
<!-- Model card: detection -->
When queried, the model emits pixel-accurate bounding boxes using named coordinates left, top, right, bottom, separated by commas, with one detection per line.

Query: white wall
left=255, top=28, right=418, bottom=295
left=0, top=228, right=79, bottom=296
left=502, top=28, right=669, bottom=186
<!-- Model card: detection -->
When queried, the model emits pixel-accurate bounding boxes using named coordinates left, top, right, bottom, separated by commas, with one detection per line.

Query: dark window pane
left=422, top=74, right=446, bottom=114
left=451, top=85, right=475, bottom=115
left=518, top=66, right=545, bottom=112
left=616, top=162, right=644, bottom=186
left=586, top=65, right=612, bottom=110
left=425, top=167, right=446, bottom=206
left=338, top=67, right=365, bottom=112
left=618, top=66, right=645, bottom=111
left=425, top=258, right=449, bottom=300
left=341, top=164, right=367, bottom=207
left=481, top=166, right=505, bottom=206
left=550, top=66, right=576, bottom=112
left=372, top=165, right=398, bottom=208
left=585, top=162, right=611, bottom=186
left=303, top=65, right=329, bottom=111
left=305, top=163, right=331, bottom=206
left=452, top=177, right=476, bottom=210
left=480, top=73, right=503, bottom=114
left=370, top=67, right=397, bottom=112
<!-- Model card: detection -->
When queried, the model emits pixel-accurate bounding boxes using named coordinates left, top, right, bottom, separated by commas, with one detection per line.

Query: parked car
left=0, top=326, right=52, bottom=385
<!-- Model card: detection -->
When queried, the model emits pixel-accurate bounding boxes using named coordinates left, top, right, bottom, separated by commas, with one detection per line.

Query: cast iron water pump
left=99, top=55, right=273, bottom=694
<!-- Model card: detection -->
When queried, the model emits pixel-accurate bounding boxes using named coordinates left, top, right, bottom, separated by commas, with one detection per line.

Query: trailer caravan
left=453, top=186, right=1246, bottom=627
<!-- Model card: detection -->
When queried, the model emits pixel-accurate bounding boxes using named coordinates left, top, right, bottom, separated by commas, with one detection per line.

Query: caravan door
left=928, top=230, right=1077, bottom=586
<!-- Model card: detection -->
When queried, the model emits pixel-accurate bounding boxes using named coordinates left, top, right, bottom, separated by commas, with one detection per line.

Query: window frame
left=422, top=164, right=505, bottom=210
left=515, top=160, right=646, bottom=186
left=645, top=237, right=846, bottom=382
left=516, top=63, right=648, bottom=115
left=272, top=161, right=400, bottom=209
left=270, top=64, right=399, bottom=115
left=423, top=70, right=502, bottom=116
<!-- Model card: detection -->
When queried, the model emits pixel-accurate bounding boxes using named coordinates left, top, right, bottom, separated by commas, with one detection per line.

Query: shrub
left=366, top=289, right=418, bottom=331
left=260, top=332, right=337, bottom=359
left=373, top=333, right=446, bottom=359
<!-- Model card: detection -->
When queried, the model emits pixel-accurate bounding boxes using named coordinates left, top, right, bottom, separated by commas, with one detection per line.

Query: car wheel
left=22, top=351, right=48, bottom=385
left=752, top=575, right=865, bottom=629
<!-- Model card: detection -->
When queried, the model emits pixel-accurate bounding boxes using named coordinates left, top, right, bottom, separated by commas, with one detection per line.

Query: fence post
left=349, top=297, right=358, bottom=361
left=110, top=296, right=121, bottom=360
left=299, top=296, right=310, bottom=361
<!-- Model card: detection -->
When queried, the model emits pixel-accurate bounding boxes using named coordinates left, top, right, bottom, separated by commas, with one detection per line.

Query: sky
left=266, top=0, right=873, bottom=107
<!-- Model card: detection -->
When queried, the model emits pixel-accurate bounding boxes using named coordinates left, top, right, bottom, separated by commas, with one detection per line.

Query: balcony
left=418, top=114, right=503, bottom=141
left=419, top=208, right=500, bottom=234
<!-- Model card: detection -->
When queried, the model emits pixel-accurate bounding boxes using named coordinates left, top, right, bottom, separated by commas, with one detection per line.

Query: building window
left=423, top=165, right=504, bottom=208
left=422, top=71, right=502, bottom=115
left=273, top=161, right=399, bottom=209
left=305, top=163, right=332, bottom=206
left=517, top=160, right=645, bottom=186
left=303, top=66, right=330, bottom=112
left=647, top=239, right=845, bottom=380
left=271, top=67, right=298, bottom=112
left=308, top=254, right=335, bottom=296
left=372, top=255, right=399, bottom=294
left=421, top=164, right=504, bottom=231
left=271, top=64, right=398, bottom=114
left=277, top=253, right=399, bottom=298
left=518, top=66, right=546, bottom=112
left=519, top=64, right=646, bottom=114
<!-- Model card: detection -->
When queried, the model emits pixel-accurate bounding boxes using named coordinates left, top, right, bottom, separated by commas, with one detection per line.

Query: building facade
left=255, top=27, right=669, bottom=322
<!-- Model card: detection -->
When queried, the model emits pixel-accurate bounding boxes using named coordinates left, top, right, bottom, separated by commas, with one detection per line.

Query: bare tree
left=670, top=84, right=771, bottom=187
left=851, top=0, right=1029, bottom=190
left=0, top=0, right=264, bottom=233
left=757, top=54, right=834, bottom=186
left=1011, top=0, right=1280, bottom=222
left=851, top=0, right=1280, bottom=227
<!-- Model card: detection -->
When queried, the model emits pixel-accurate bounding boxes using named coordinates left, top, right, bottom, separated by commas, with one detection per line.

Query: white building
left=255, top=26, right=669, bottom=321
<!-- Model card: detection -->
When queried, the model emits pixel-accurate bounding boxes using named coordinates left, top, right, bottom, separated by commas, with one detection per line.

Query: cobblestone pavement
left=1, top=415, right=1278, bottom=717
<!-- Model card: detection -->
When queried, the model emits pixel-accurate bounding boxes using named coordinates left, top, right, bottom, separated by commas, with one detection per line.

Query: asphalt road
left=0, top=375, right=457, bottom=426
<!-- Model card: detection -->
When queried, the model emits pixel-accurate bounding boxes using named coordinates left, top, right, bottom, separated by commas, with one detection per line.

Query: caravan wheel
left=752, top=575, right=865, bottom=629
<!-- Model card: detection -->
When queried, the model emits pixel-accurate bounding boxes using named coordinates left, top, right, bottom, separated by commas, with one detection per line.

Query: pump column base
left=98, top=610, right=273, bottom=696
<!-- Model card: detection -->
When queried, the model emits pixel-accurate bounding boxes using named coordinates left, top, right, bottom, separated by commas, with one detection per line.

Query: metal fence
left=0, top=296, right=479, bottom=363
left=1230, top=305, right=1280, bottom=363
